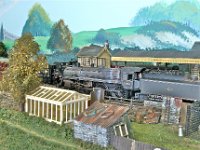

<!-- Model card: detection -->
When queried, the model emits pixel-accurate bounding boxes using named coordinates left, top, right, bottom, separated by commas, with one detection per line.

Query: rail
left=104, top=96, right=143, bottom=106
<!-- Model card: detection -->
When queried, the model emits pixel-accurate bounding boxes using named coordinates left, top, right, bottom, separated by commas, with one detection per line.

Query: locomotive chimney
left=104, top=40, right=109, bottom=49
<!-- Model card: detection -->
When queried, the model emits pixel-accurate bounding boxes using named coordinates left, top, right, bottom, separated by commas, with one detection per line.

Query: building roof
left=26, top=86, right=90, bottom=104
left=191, top=41, right=200, bottom=51
left=113, top=50, right=200, bottom=59
left=77, top=45, right=111, bottom=57
left=75, top=101, right=129, bottom=128
left=77, top=45, right=104, bottom=57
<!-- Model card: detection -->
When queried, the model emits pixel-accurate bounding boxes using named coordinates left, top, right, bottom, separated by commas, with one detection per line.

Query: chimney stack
left=104, top=40, right=109, bottom=49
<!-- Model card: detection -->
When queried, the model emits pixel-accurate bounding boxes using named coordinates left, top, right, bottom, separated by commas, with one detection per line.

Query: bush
left=65, top=124, right=73, bottom=141
left=0, top=42, right=8, bottom=57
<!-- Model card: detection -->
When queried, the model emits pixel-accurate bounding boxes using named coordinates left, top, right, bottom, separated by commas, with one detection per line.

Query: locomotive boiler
left=62, top=66, right=145, bottom=98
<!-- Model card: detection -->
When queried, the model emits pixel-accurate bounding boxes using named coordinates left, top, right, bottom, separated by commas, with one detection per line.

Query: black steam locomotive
left=41, top=62, right=145, bottom=98
left=41, top=62, right=200, bottom=101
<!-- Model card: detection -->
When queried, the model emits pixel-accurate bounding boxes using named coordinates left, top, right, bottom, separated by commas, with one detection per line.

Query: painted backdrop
left=1, top=0, right=200, bottom=63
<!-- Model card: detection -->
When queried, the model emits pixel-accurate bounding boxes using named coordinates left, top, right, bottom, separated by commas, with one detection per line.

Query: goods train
left=41, top=62, right=200, bottom=101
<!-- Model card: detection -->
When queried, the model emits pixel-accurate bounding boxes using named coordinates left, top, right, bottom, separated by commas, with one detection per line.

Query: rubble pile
left=129, top=106, right=161, bottom=124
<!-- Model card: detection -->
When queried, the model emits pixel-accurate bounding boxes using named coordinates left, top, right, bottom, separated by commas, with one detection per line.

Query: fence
left=185, top=102, right=200, bottom=140
left=110, top=135, right=166, bottom=150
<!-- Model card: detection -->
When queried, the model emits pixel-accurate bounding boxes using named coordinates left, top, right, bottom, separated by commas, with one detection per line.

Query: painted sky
left=0, top=0, right=180, bottom=36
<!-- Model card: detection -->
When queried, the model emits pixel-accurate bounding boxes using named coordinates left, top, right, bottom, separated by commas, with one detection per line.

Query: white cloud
left=155, top=31, right=191, bottom=48
left=122, top=34, right=157, bottom=49
left=182, top=31, right=200, bottom=48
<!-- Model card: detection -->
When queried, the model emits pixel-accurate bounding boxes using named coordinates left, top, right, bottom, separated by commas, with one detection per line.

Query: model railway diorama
left=2, top=1, right=200, bottom=149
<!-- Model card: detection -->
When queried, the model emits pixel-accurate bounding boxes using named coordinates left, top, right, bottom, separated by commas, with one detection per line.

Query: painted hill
left=121, top=21, right=200, bottom=50
left=4, top=21, right=199, bottom=52
left=72, top=21, right=199, bottom=50
left=131, top=0, right=200, bottom=32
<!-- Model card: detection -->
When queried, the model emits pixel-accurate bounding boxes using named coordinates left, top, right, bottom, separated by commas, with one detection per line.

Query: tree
left=22, top=3, right=52, bottom=36
left=47, top=19, right=72, bottom=53
left=72, top=47, right=80, bottom=54
left=0, top=24, right=4, bottom=41
left=0, top=42, right=7, bottom=57
left=0, top=34, right=48, bottom=111
left=93, top=28, right=121, bottom=46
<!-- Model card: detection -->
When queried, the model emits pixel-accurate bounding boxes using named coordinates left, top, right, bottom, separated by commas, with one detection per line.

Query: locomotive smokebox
left=91, top=87, right=105, bottom=103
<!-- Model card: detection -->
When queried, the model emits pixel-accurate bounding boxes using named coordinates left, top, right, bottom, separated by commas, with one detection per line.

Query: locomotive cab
left=120, top=67, right=145, bottom=98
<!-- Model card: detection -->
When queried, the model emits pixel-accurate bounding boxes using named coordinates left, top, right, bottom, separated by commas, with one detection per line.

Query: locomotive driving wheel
left=53, top=71, right=64, bottom=87
left=113, top=85, right=127, bottom=98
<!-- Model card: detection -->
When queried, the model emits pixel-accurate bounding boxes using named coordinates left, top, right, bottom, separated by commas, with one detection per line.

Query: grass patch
left=0, top=122, right=72, bottom=150
left=106, top=26, right=141, bottom=36
left=34, top=36, right=50, bottom=51
left=0, top=108, right=113, bottom=150
left=73, top=31, right=97, bottom=48
left=132, top=123, right=200, bottom=150
left=3, top=40, right=15, bottom=50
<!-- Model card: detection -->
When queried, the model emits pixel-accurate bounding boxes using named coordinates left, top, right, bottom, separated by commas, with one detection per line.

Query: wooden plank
left=57, top=93, right=69, bottom=102
left=35, top=89, right=46, bottom=97
left=66, top=98, right=86, bottom=104
left=56, top=91, right=65, bottom=98
left=70, top=103, right=72, bottom=121
left=48, top=91, right=60, bottom=100
left=41, top=86, right=75, bottom=93
left=40, top=90, right=53, bottom=98
left=36, top=89, right=49, bottom=98
left=60, top=104, right=63, bottom=123
left=28, top=87, right=40, bottom=95
left=60, top=93, right=73, bottom=102
left=30, top=99, right=32, bottom=115
left=32, top=88, right=43, bottom=96
left=51, top=104, right=53, bottom=120
left=47, top=103, right=49, bottom=119
left=38, top=101, right=40, bottom=116
left=113, top=127, right=117, bottom=136
left=56, top=104, right=58, bottom=121
left=34, top=100, right=36, bottom=115
left=52, top=91, right=62, bottom=101
left=45, top=90, right=57, bottom=99
left=25, top=98, right=28, bottom=113
left=125, top=124, right=129, bottom=136
left=74, top=101, right=76, bottom=118
left=42, top=90, right=55, bottom=99
left=78, top=101, right=80, bottom=115
left=119, top=126, right=123, bottom=136
left=42, top=102, right=44, bottom=117
left=66, top=105, right=68, bottom=122
left=81, top=100, right=84, bottom=112
left=45, top=118, right=62, bottom=125
left=85, top=99, right=88, bottom=109
left=26, top=95, right=61, bottom=105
